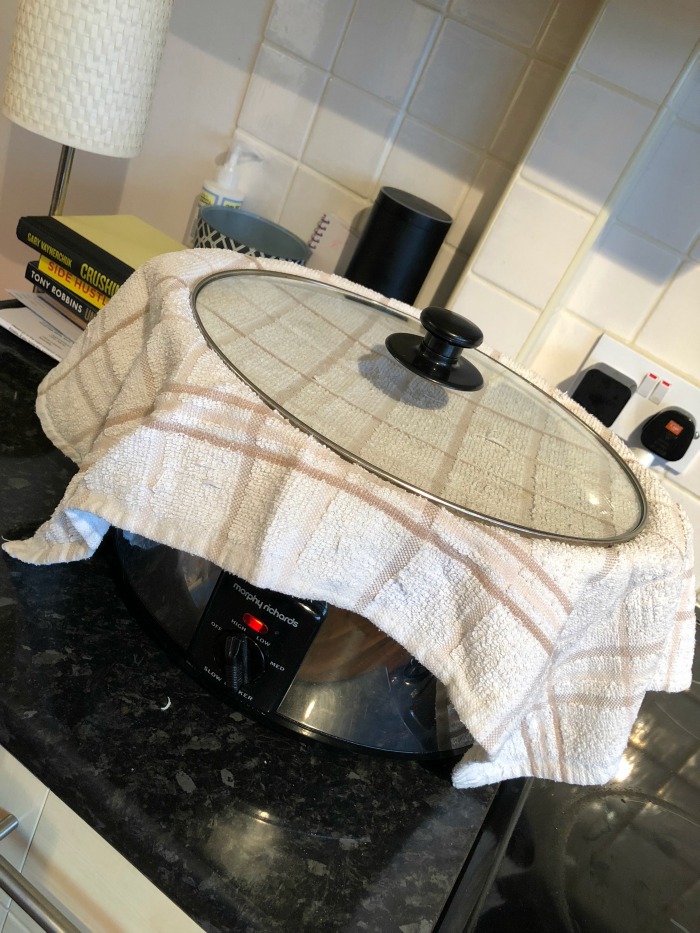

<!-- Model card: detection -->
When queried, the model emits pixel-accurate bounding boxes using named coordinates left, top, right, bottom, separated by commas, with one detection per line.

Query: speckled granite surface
left=0, top=328, right=495, bottom=933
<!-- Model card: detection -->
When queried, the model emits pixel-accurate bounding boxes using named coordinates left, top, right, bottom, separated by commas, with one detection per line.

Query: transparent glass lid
left=192, top=270, right=646, bottom=544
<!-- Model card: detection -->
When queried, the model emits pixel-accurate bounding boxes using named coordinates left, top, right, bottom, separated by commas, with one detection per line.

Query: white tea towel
left=4, top=250, right=696, bottom=788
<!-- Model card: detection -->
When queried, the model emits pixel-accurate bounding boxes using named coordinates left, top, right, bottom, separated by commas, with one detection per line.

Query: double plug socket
left=568, top=335, right=700, bottom=496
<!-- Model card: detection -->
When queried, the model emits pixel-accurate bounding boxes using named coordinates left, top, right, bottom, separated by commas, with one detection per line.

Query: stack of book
left=17, top=214, right=186, bottom=328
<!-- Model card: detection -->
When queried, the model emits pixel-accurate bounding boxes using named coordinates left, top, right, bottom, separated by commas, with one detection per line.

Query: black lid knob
left=385, top=307, right=484, bottom=391
left=421, top=307, right=483, bottom=349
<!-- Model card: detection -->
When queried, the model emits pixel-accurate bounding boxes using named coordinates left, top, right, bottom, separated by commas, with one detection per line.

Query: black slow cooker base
left=107, top=532, right=471, bottom=765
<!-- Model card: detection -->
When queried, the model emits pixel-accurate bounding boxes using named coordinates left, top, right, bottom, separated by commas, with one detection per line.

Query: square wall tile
left=303, top=78, right=401, bottom=197
left=278, top=165, right=367, bottom=243
left=265, top=0, right=354, bottom=69
left=636, top=260, right=700, bottom=380
left=671, top=52, right=700, bottom=129
left=238, top=44, right=327, bottom=158
left=450, top=0, right=553, bottom=48
left=446, top=156, right=513, bottom=253
left=450, top=273, right=539, bottom=357
left=618, top=121, right=700, bottom=254
left=410, top=19, right=527, bottom=149
left=578, top=0, right=700, bottom=104
left=169, top=0, right=271, bottom=70
left=472, top=179, right=595, bottom=309
left=522, top=73, right=654, bottom=214
left=379, top=118, right=481, bottom=217
left=490, top=59, right=563, bottom=166
left=564, top=223, right=681, bottom=339
left=334, top=0, right=439, bottom=106
left=536, top=0, right=601, bottom=66
left=526, top=309, right=602, bottom=388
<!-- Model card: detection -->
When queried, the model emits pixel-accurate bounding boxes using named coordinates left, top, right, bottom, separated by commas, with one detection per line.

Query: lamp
left=2, top=0, right=173, bottom=215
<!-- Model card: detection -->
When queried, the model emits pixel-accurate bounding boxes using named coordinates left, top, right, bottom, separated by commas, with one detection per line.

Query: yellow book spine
left=38, top=256, right=112, bottom=309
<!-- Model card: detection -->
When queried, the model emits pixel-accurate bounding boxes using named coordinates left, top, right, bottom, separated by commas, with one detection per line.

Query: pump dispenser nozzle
left=214, top=143, right=262, bottom=195
left=185, top=140, right=263, bottom=245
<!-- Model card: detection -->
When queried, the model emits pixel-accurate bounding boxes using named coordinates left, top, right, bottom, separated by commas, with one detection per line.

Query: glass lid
left=192, top=270, right=646, bottom=544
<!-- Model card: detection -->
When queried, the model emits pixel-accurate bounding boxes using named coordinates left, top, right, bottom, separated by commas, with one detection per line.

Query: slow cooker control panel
left=186, top=572, right=326, bottom=713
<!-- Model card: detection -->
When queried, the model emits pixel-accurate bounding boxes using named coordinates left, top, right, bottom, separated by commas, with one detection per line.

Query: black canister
left=345, top=187, right=452, bottom=303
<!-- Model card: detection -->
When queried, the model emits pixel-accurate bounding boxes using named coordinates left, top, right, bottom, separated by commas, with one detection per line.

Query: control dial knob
left=219, top=633, right=265, bottom=690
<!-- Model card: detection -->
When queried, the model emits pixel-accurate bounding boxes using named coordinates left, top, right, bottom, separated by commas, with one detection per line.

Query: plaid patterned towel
left=5, top=250, right=695, bottom=788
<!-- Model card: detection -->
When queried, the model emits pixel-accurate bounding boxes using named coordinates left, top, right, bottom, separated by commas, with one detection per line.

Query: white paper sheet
left=2, top=290, right=81, bottom=362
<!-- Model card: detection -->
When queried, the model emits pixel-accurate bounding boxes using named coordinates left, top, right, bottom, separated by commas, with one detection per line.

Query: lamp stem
left=48, top=145, right=75, bottom=216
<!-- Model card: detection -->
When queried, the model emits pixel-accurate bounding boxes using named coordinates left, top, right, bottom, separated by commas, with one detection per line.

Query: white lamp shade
left=2, top=0, right=173, bottom=158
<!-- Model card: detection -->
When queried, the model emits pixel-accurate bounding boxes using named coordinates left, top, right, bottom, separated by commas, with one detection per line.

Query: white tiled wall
left=521, top=72, right=655, bottom=214
left=0, top=0, right=602, bottom=299
left=210, top=0, right=604, bottom=307
left=124, top=0, right=601, bottom=306
left=470, top=179, right=594, bottom=312
left=450, top=0, right=700, bottom=590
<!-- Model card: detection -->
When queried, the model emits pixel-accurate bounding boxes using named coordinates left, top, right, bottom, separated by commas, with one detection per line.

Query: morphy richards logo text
left=231, top=580, right=298, bottom=627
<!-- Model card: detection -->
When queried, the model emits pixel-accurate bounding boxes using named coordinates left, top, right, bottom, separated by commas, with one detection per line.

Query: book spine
left=17, top=216, right=134, bottom=296
left=37, top=255, right=111, bottom=309
left=25, top=262, right=97, bottom=328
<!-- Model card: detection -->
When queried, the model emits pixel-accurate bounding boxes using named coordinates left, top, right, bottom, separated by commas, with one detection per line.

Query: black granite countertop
left=0, top=328, right=496, bottom=933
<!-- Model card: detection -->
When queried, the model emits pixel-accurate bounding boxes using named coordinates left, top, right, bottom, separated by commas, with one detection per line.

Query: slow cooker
left=114, top=269, right=646, bottom=761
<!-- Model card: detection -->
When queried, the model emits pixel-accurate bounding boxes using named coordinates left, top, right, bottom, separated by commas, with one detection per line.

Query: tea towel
left=4, top=250, right=696, bottom=788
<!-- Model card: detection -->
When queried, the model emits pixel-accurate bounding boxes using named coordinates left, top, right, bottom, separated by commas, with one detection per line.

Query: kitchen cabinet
left=0, top=746, right=202, bottom=933
left=0, top=747, right=47, bottom=915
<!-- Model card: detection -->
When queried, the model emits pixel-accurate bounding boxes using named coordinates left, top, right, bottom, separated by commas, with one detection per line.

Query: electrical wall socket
left=567, top=335, right=700, bottom=497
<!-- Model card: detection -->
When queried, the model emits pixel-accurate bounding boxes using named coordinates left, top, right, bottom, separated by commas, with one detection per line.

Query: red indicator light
left=243, top=613, right=268, bottom=634
left=666, top=419, right=683, bottom=436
